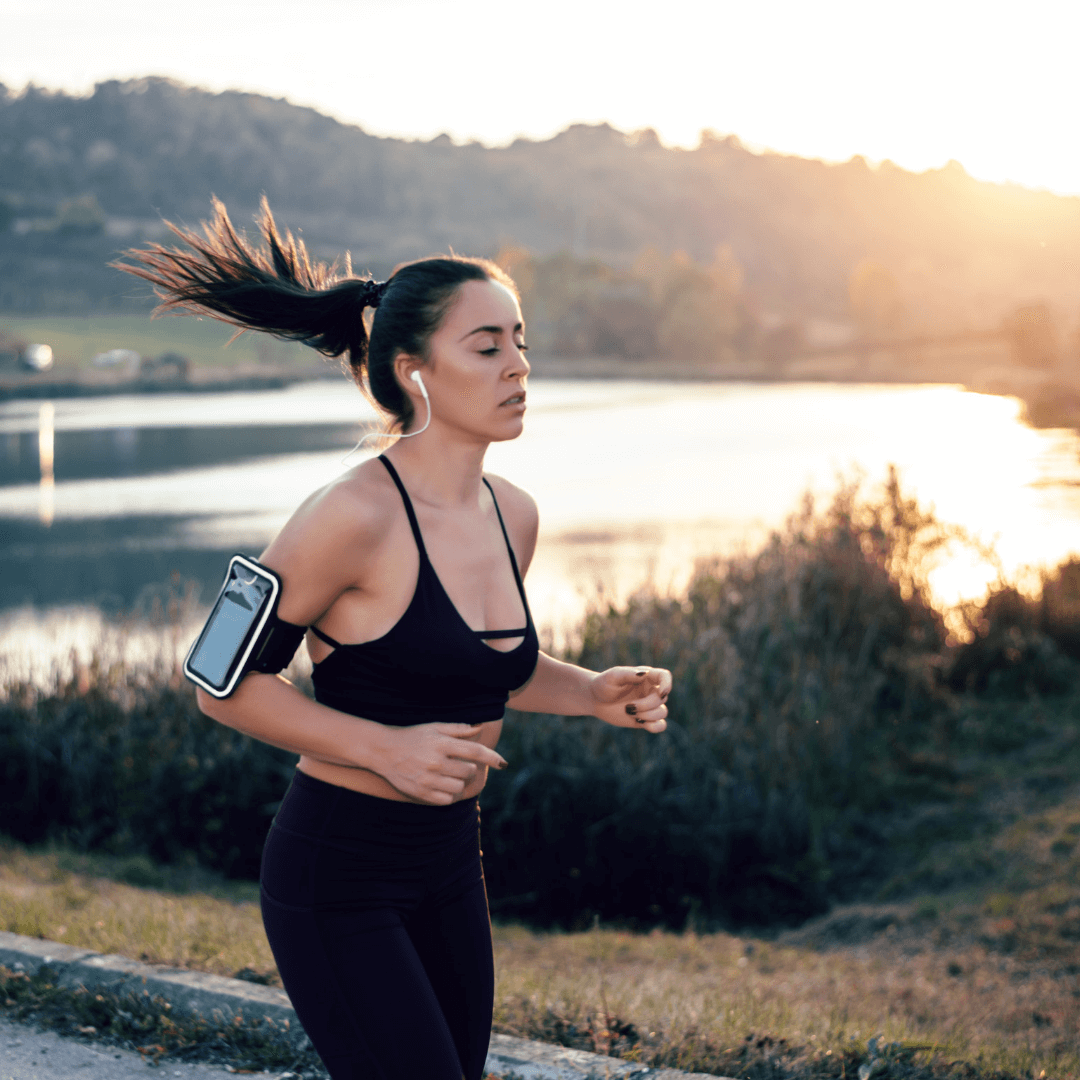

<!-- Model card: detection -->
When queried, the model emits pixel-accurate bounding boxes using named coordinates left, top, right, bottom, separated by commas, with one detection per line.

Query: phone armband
left=183, top=555, right=307, bottom=699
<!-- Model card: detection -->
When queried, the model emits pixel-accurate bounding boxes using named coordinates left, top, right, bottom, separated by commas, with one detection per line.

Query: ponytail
left=113, top=198, right=517, bottom=432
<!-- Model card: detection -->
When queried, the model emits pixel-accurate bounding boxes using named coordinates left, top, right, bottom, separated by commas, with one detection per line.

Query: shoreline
left=2, top=354, right=1078, bottom=430
left=0, top=362, right=342, bottom=402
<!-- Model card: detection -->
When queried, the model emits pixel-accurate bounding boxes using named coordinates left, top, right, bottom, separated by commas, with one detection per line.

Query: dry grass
left=0, top=845, right=275, bottom=982
left=8, top=793, right=1080, bottom=1079
left=492, top=906, right=1080, bottom=1078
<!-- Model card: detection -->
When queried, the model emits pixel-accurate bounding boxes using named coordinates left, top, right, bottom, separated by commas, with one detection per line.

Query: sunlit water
left=2, top=378, right=1078, bottom=677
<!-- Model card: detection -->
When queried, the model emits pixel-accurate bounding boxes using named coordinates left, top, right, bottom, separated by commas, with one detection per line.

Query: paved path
left=0, top=1016, right=247, bottom=1080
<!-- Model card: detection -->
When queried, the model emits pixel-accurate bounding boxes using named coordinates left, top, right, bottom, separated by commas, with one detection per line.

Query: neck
left=383, top=432, right=489, bottom=508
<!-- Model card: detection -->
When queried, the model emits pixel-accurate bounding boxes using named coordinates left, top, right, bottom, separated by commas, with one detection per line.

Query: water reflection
left=1, top=421, right=370, bottom=485
left=1, top=380, right=1078, bottom=658
left=37, top=402, right=54, bottom=528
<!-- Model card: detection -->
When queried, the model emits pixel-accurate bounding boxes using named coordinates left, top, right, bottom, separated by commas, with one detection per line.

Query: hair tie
left=360, top=278, right=388, bottom=309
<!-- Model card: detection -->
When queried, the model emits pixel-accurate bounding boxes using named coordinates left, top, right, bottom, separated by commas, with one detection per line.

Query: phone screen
left=188, top=563, right=275, bottom=690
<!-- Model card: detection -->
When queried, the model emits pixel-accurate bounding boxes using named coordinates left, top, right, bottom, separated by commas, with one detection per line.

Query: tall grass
left=481, top=471, right=963, bottom=926
left=2, top=471, right=1077, bottom=929
left=0, top=657, right=295, bottom=880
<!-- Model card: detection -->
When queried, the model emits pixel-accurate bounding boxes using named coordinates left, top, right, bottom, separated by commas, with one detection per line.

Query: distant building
left=20, top=344, right=53, bottom=372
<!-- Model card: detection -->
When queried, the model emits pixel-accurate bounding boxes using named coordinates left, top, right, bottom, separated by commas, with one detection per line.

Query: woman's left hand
left=588, top=666, right=671, bottom=732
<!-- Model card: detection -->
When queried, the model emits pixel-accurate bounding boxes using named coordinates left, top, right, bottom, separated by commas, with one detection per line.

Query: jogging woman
left=116, top=199, right=671, bottom=1080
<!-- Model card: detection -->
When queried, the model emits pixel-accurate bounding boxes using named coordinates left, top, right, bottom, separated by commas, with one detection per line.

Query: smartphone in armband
left=184, top=555, right=283, bottom=698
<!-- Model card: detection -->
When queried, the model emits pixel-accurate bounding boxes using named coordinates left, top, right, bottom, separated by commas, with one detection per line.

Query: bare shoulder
left=259, top=458, right=401, bottom=623
left=484, top=472, right=539, bottom=571
left=271, top=459, right=397, bottom=556
left=484, top=473, right=538, bottom=530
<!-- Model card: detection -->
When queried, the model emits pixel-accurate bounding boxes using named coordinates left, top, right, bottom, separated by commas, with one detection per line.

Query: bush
left=3, top=472, right=1073, bottom=929
left=948, top=560, right=1080, bottom=697
left=0, top=658, right=294, bottom=879
left=480, top=471, right=958, bottom=927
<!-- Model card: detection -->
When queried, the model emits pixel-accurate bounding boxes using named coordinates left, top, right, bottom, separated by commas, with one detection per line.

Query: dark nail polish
left=625, top=703, right=637, bottom=716
left=636, top=717, right=648, bottom=724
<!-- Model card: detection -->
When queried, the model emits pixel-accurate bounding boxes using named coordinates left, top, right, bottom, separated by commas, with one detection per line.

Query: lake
left=2, top=378, right=1079, bottom=675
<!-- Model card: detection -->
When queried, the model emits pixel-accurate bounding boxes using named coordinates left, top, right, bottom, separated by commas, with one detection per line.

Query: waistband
left=282, top=767, right=479, bottom=827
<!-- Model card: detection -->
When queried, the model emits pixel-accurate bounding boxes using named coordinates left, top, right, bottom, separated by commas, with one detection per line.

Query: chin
left=498, top=416, right=526, bottom=441
left=475, top=412, right=525, bottom=443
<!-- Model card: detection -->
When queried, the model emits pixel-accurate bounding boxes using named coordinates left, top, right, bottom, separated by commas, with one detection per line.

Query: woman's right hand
left=374, top=723, right=507, bottom=805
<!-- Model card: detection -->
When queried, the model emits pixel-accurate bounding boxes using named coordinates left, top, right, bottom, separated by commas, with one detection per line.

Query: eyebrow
left=459, top=322, right=524, bottom=342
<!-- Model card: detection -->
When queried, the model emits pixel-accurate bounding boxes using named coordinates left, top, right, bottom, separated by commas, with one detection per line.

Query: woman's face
left=406, top=278, right=529, bottom=443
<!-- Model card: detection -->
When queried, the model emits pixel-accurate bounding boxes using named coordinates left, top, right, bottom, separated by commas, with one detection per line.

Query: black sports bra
left=310, top=455, right=540, bottom=726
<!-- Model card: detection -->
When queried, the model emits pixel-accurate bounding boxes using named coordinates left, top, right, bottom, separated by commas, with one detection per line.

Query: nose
left=507, top=343, right=530, bottom=381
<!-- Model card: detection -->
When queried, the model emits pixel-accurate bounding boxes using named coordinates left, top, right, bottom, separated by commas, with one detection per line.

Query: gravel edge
left=0, top=930, right=722, bottom=1079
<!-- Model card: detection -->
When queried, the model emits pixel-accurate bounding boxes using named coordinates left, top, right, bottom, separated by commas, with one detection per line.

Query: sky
left=3, top=0, right=1079, bottom=196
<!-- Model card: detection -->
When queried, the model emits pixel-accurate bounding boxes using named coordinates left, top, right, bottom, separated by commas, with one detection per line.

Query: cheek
left=453, top=385, right=484, bottom=413
left=450, top=371, right=493, bottom=410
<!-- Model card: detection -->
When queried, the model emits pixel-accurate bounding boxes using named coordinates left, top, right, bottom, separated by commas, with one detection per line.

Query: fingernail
left=635, top=717, right=648, bottom=724
left=625, top=703, right=637, bottom=716
left=636, top=670, right=647, bottom=677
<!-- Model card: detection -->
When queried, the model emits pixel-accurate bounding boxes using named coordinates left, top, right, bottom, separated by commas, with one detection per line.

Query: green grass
left=0, top=313, right=318, bottom=370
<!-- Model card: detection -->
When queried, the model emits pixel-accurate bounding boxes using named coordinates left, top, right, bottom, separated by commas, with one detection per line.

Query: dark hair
left=112, top=197, right=517, bottom=431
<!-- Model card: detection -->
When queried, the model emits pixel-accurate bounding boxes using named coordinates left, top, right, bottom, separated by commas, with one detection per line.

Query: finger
left=625, top=689, right=665, bottom=712
left=630, top=667, right=664, bottom=694
left=449, top=742, right=509, bottom=769
left=438, top=723, right=485, bottom=737
left=419, top=790, right=455, bottom=806
left=638, top=669, right=668, bottom=696
left=630, top=702, right=669, bottom=725
left=608, top=666, right=651, bottom=688
left=638, top=702, right=669, bottom=721
left=441, top=760, right=478, bottom=781
left=430, top=774, right=468, bottom=796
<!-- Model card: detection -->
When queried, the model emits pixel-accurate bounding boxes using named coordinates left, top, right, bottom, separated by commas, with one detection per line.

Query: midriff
left=296, top=717, right=504, bottom=804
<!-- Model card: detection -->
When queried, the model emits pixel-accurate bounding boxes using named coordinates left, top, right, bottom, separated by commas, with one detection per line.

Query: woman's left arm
left=493, top=475, right=670, bottom=731
left=509, top=653, right=669, bottom=731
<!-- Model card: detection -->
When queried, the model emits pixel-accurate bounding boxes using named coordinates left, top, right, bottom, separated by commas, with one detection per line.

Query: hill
left=1, top=77, right=1079, bottom=355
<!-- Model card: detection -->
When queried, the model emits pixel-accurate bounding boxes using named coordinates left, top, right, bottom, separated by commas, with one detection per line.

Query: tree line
left=1, top=78, right=1078, bottom=357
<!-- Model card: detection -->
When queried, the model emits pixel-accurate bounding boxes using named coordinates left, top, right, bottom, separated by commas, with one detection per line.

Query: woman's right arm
left=196, top=674, right=389, bottom=770
left=198, top=674, right=503, bottom=803
left=193, top=471, right=506, bottom=803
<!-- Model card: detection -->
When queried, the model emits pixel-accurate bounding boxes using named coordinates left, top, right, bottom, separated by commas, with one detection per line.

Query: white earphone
left=341, top=369, right=432, bottom=465
left=409, top=369, right=429, bottom=402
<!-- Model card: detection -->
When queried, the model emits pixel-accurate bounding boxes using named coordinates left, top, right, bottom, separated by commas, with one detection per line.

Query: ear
left=392, top=352, right=424, bottom=398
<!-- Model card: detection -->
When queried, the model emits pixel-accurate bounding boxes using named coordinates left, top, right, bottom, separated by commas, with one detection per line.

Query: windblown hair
left=112, top=197, right=517, bottom=431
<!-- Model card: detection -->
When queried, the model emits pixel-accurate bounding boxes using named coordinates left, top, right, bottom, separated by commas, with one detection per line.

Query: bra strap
left=378, top=455, right=429, bottom=560
left=482, top=477, right=531, bottom=616
left=309, top=625, right=344, bottom=649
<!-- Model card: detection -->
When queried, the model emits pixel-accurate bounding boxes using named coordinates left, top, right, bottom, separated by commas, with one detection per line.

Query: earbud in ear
left=342, top=367, right=432, bottom=462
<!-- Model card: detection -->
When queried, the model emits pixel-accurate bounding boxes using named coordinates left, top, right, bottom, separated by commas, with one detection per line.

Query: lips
left=501, top=393, right=526, bottom=406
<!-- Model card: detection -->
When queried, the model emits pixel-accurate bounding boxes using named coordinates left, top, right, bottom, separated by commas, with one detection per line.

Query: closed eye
left=480, top=343, right=528, bottom=356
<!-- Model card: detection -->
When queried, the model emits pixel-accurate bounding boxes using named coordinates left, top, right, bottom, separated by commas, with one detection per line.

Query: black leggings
left=259, top=769, right=493, bottom=1080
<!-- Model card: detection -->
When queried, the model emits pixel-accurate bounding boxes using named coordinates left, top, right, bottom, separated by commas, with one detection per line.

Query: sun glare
left=3, top=0, right=1079, bottom=194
